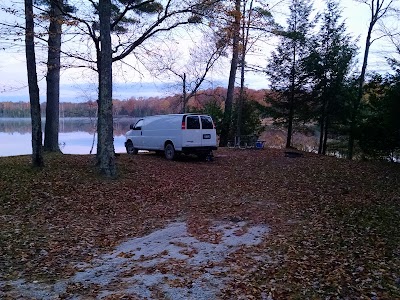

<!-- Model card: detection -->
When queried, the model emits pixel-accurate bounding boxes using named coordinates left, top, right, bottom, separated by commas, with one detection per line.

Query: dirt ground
left=0, top=148, right=399, bottom=299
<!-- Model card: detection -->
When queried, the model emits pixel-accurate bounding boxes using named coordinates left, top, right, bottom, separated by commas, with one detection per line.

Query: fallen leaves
left=0, top=148, right=399, bottom=298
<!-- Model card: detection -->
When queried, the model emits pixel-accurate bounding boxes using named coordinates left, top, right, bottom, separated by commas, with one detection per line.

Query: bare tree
left=218, top=0, right=274, bottom=146
left=236, top=0, right=273, bottom=142
left=146, top=33, right=227, bottom=113
left=183, top=42, right=226, bottom=112
left=25, top=0, right=44, bottom=167
left=236, top=0, right=254, bottom=143
left=383, top=28, right=400, bottom=67
left=348, top=0, right=397, bottom=159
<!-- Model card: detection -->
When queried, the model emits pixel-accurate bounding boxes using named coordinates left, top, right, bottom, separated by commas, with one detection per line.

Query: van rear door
left=200, top=115, right=216, bottom=147
left=182, top=115, right=202, bottom=147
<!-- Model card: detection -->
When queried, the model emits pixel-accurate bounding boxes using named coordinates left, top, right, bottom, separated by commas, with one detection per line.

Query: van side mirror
left=129, top=124, right=134, bottom=130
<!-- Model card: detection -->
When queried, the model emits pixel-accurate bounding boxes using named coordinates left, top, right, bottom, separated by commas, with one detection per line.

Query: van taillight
left=181, top=122, right=186, bottom=129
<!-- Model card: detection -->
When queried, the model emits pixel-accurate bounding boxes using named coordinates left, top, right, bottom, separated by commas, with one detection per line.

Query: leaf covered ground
left=0, top=148, right=399, bottom=299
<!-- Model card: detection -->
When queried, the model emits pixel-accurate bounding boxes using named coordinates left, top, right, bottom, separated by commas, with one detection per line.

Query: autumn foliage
left=0, top=87, right=268, bottom=118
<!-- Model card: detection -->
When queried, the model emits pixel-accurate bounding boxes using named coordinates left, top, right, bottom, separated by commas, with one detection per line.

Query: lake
left=0, top=118, right=134, bottom=157
left=2, top=118, right=398, bottom=162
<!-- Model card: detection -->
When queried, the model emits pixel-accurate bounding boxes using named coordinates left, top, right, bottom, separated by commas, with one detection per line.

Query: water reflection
left=0, top=118, right=134, bottom=157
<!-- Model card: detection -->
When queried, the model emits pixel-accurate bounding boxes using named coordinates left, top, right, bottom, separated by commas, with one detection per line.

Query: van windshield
left=134, top=119, right=144, bottom=129
left=201, top=116, right=214, bottom=129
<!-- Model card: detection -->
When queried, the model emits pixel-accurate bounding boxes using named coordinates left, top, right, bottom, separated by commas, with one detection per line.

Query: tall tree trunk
left=318, top=96, right=328, bottom=154
left=286, top=95, right=295, bottom=148
left=322, top=116, right=329, bottom=155
left=318, top=115, right=325, bottom=154
left=236, top=54, right=245, bottom=142
left=44, top=0, right=63, bottom=152
left=220, top=0, right=241, bottom=147
left=97, top=0, right=116, bottom=177
left=348, top=3, right=377, bottom=160
left=286, top=44, right=297, bottom=149
left=25, top=0, right=44, bottom=167
left=236, top=0, right=254, bottom=142
left=182, top=72, right=187, bottom=113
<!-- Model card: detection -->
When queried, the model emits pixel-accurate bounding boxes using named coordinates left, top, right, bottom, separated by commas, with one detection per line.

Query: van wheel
left=126, top=140, right=138, bottom=154
left=197, top=153, right=208, bottom=161
left=164, top=143, right=175, bottom=160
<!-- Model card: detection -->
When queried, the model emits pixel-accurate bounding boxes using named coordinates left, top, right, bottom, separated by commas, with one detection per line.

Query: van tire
left=164, top=143, right=175, bottom=160
left=197, top=153, right=209, bottom=161
left=126, top=140, right=138, bottom=154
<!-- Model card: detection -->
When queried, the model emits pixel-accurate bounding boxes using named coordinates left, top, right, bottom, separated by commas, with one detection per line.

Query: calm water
left=0, top=118, right=133, bottom=157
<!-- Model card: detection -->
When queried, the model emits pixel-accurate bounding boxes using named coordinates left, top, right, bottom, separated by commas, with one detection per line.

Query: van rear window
left=186, top=116, right=200, bottom=129
left=201, top=116, right=214, bottom=129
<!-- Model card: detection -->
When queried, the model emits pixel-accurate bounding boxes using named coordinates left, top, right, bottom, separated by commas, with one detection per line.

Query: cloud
left=0, top=82, right=171, bottom=103
left=0, top=80, right=230, bottom=103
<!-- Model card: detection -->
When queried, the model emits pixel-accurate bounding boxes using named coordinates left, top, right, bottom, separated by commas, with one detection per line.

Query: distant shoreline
left=0, top=116, right=135, bottom=122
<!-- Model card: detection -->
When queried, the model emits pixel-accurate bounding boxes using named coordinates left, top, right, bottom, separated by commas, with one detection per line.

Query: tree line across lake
left=1, top=83, right=399, bottom=162
left=0, top=87, right=266, bottom=120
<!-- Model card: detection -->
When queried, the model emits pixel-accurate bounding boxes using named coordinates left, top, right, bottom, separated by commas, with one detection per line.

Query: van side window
left=134, top=119, right=144, bottom=129
left=201, top=116, right=214, bottom=129
left=186, top=116, right=200, bottom=129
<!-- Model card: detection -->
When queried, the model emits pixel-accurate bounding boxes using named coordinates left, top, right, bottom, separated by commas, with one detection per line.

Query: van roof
left=145, top=113, right=210, bottom=117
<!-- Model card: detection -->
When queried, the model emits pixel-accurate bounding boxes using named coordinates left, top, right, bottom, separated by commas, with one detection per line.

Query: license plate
left=203, top=134, right=211, bottom=139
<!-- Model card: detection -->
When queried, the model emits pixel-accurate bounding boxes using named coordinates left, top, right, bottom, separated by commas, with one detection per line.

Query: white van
left=125, top=114, right=217, bottom=160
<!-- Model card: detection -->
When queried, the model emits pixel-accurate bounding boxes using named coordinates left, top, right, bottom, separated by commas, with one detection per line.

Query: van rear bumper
left=182, top=146, right=217, bottom=154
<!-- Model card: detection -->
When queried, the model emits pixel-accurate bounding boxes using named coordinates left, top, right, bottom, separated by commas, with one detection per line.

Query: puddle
left=1, top=221, right=269, bottom=299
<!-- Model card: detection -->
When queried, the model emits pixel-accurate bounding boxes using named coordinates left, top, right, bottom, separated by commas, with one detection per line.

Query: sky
left=0, top=0, right=398, bottom=103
